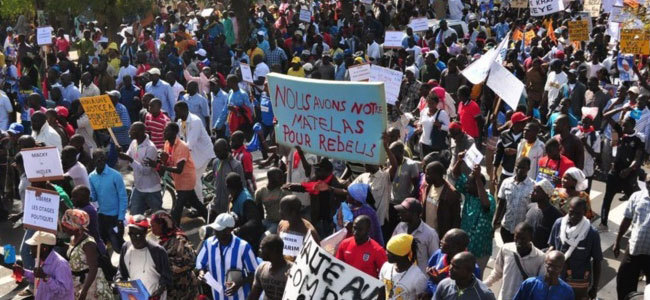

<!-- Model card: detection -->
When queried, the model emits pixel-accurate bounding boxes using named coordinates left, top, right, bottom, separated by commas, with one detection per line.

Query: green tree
left=0, top=0, right=35, bottom=20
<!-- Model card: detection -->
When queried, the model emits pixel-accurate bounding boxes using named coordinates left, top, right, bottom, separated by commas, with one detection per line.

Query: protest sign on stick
left=384, top=31, right=406, bottom=47
left=21, top=147, right=64, bottom=182
left=267, top=73, right=387, bottom=165
left=530, top=0, right=564, bottom=16
left=620, top=29, right=650, bottom=55
left=348, top=64, right=371, bottom=81
left=584, top=0, right=601, bottom=16
left=568, top=20, right=589, bottom=41
left=36, top=27, right=52, bottom=45
left=240, top=63, right=254, bottom=83
left=80, top=94, right=123, bottom=145
left=408, top=18, right=429, bottom=32
left=23, top=187, right=60, bottom=234
left=369, top=65, right=403, bottom=105
left=299, top=9, right=312, bottom=23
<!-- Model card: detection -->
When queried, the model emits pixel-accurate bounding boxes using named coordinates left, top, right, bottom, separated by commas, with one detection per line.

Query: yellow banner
left=79, top=95, right=123, bottom=130
left=620, top=29, right=650, bottom=55
left=568, top=20, right=589, bottom=41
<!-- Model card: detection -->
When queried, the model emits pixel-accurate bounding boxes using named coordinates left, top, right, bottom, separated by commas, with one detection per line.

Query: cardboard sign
left=462, top=36, right=509, bottom=84
left=240, top=63, right=254, bottom=83
left=200, top=8, right=214, bottom=17
left=282, top=232, right=384, bottom=300
left=618, top=55, right=637, bottom=81
left=409, top=18, right=429, bottom=32
left=36, top=27, right=53, bottom=45
left=267, top=73, right=387, bottom=165
left=369, top=65, right=403, bottom=105
left=279, top=231, right=304, bottom=258
left=116, top=280, right=150, bottom=300
left=79, top=95, right=123, bottom=130
left=511, top=0, right=529, bottom=8
left=384, top=31, right=406, bottom=48
left=21, top=147, right=64, bottom=182
left=582, top=107, right=599, bottom=119
left=487, top=62, right=525, bottom=110
left=530, top=0, right=564, bottom=16
left=568, top=20, right=589, bottom=41
left=299, top=9, right=312, bottom=23
left=584, top=0, right=601, bottom=16
left=23, top=187, right=60, bottom=234
left=620, top=29, right=650, bottom=55
left=348, top=64, right=371, bottom=81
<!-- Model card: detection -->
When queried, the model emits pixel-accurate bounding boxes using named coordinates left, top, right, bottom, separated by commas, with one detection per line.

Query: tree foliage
left=0, top=0, right=36, bottom=20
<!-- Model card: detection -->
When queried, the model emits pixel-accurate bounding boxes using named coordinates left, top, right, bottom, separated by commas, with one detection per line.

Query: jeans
left=98, top=214, right=124, bottom=254
left=617, top=252, right=650, bottom=300
left=172, top=190, right=207, bottom=225
left=500, top=226, right=515, bottom=243
left=601, top=172, right=639, bottom=226
left=130, top=189, right=163, bottom=215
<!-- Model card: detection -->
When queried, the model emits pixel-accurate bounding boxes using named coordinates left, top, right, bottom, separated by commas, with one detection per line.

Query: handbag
left=429, top=110, right=448, bottom=151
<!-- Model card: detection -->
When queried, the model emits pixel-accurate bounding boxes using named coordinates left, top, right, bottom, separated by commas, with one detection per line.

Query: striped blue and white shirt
left=196, top=234, right=259, bottom=300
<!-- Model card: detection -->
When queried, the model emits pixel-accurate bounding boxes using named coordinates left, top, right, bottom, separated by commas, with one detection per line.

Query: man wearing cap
left=392, top=198, right=440, bottom=273
left=13, top=231, right=74, bottom=299
left=145, top=68, right=176, bottom=120
left=197, top=213, right=259, bottom=300
left=287, top=56, right=305, bottom=77
left=116, top=215, right=172, bottom=299
left=493, top=112, right=529, bottom=189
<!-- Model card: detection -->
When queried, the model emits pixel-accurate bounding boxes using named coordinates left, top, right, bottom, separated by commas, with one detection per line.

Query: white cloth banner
left=462, top=35, right=508, bottom=84
left=530, top=0, right=564, bottom=16
left=487, top=62, right=525, bottom=110
left=282, top=232, right=384, bottom=299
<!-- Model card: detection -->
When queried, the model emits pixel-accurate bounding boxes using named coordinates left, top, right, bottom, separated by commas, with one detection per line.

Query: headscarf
left=564, top=167, right=588, bottom=191
left=535, top=179, right=555, bottom=197
left=348, top=183, right=369, bottom=205
left=387, top=233, right=414, bottom=261
left=151, top=210, right=182, bottom=242
left=61, top=209, right=90, bottom=231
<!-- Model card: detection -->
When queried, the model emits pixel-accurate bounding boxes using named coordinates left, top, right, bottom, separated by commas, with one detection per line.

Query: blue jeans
left=130, top=189, right=163, bottom=215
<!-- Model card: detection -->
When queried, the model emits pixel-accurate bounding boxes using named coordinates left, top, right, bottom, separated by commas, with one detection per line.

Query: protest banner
left=79, top=95, right=123, bottom=130
left=384, top=31, right=405, bottom=48
left=610, top=6, right=626, bottom=23
left=267, top=73, right=387, bottom=165
left=348, top=64, right=371, bottom=81
left=530, top=0, right=564, bottom=16
left=200, top=8, right=214, bottom=17
left=116, top=280, right=150, bottom=300
left=584, top=0, right=601, bottom=16
left=511, top=0, right=529, bottom=8
left=320, top=228, right=348, bottom=255
left=36, top=27, right=52, bottom=45
left=568, top=20, right=589, bottom=41
left=462, top=35, right=508, bottom=84
left=20, top=147, right=64, bottom=182
left=282, top=232, right=384, bottom=300
left=409, top=17, right=429, bottom=32
left=620, top=29, right=650, bottom=55
left=23, top=187, right=60, bottom=234
left=299, top=9, right=312, bottom=23
left=618, top=55, right=637, bottom=81
left=369, top=65, right=403, bottom=105
left=240, top=63, right=254, bottom=83
left=486, top=62, right=525, bottom=110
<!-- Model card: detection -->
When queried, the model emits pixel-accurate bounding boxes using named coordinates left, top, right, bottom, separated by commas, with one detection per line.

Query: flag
left=547, top=20, right=557, bottom=43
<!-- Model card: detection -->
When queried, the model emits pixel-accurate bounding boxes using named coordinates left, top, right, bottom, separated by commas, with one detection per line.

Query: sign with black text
left=21, top=147, right=64, bottom=182
left=23, top=187, right=60, bottom=234
left=530, top=0, right=564, bottom=16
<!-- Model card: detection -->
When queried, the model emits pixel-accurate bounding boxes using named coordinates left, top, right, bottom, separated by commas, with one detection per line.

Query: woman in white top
left=418, top=93, right=450, bottom=159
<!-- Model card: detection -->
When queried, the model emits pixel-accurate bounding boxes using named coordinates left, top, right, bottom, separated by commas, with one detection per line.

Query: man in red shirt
left=231, top=130, right=255, bottom=191
left=537, top=138, right=575, bottom=187
left=335, top=215, right=387, bottom=278
left=144, top=98, right=171, bottom=149
left=457, top=85, right=483, bottom=139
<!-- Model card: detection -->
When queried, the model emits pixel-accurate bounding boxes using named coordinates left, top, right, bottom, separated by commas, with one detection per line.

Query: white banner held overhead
left=487, top=62, right=525, bottom=110
left=409, top=18, right=429, bottom=32
left=530, top=0, right=564, bottom=16
left=369, top=65, right=403, bottom=105
left=462, top=35, right=509, bottom=84
left=282, top=232, right=383, bottom=300
left=384, top=31, right=406, bottom=48
left=299, top=9, right=312, bottom=23
left=36, top=27, right=53, bottom=45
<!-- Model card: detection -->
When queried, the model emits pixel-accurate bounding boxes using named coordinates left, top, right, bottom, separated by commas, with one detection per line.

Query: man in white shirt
left=80, top=72, right=100, bottom=97
left=31, top=111, right=62, bottom=152
left=544, top=60, right=568, bottom=110
left=0, top=90, right=13, bottom=130
left=62, top=145, right=90, bottom=187
left=116, top=56, right=137, bottom=87
left=449, top=0, right=464, bottom=20
left=253, top=55, right=270, bottom=94
left=366, top=33, right=381, bottom=62
left=165, top=71, right=185, bottom=105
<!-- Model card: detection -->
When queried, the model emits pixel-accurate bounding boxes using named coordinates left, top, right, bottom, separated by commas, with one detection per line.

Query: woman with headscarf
left=61, top=209, right=113, bottom=300
left=150, top=210, right=198, bottom=299
left=333, top=183, right=384, bottom=246
left=550, top=167, right=594, bottom=219
left=379, top=233, right=428, bottom=299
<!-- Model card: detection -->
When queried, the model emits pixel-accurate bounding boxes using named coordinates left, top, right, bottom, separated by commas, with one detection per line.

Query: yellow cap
left=387, top=233, right=414, bottom=257
left=291, top=56, right=301, bottom=63
left=108, top=42, right=118, bottom=51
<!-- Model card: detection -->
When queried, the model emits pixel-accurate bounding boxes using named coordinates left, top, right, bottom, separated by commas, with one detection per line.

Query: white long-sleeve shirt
left=484, top=243, right=546, bottom=300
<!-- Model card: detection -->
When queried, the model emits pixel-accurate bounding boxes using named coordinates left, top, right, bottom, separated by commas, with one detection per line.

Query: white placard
left=279, top=231, right=304, bottom=258
left=463, top=144, right=484, bottom=169
left=369, top=65, right=403, bottom=105
left=283, top=232, right=383, bottom=299
left=486, top=62, right=525, bottom=110
left=582, top=107, right=599, bottom=119
left=23, top=187, right=60, bottom=234
left=200, top=8, right=214, bottom=17
left=610, top=6, right=627, bottom=23
left=240, top=63, right=253, bottom=83
left=36, top=27, right=53, bottom=45
left=409, top=18, right=429, bottom=32
left=21, top=147, right=64, bottom=181
left=203, top=272, right=223, bottom=295
left=384, top=31, right=405, bottom=48
left=299, top=9, right=312, bottom=23
left=462, top=35, right=508, bottom=84
left=348, top=64, right=371, bottom=81
left=530, top=0, right=564, bottom=17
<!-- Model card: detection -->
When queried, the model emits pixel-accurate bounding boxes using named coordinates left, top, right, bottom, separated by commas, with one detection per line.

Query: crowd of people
left=0, top=0, right=650, bottom=299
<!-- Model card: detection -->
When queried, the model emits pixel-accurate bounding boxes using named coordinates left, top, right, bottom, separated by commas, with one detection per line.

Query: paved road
left=0, top=157, right=642, bottom=299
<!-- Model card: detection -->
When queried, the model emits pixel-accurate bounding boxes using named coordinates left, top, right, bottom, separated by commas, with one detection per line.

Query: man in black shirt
left=493, top=112, right=528, bottom=188
left=525, top=179, right=563, bottom=250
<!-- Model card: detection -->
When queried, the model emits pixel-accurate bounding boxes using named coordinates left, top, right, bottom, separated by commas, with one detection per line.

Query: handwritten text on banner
left=79, top=95, right=123, bottom=130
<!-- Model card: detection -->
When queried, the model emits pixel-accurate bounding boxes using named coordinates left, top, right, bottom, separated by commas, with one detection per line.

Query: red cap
left=511, top=112, right=530, bottom=124
left=449, top=122, right=462, bottom=130
left=55, top=106, right=69, bottom=118
left=555, top=50, right=565, bottom=60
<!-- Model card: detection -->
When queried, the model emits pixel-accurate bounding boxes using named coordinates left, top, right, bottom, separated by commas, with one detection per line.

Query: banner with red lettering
left=267, top=73, right=387, bottom=165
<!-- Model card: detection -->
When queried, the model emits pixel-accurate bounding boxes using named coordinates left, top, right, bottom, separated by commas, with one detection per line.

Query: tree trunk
left=231, top=0, right=251, bottom=46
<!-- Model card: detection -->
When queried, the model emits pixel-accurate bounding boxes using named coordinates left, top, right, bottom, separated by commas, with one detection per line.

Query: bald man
left=513, top=251, right=574, bottom=300
left=433, top=251, right=495, bottom=300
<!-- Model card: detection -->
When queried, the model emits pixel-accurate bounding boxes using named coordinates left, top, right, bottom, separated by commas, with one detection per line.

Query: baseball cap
left=55, top=106, right=69, bottom=118
left=25, top=231, right=56, bottom=246
left=127, top=214, right=150, bottom=229
left=629, top=86, right=641, bottom=94
left=107, top=90, right=121, bottom=99
left=291, top=56, right=301, bottom=64
left=148, top=68, right=161, bottom=76
left=303, top=63, right=314, bottom=72
left=209, top=213, right=235, bottom=231
left=195, top=48, right=207, bottom=57
left=7, top=123, right=24, bottom=135
left=510, top=112, right=530, bottom=124
left=394, top=198, right=422, bottom=213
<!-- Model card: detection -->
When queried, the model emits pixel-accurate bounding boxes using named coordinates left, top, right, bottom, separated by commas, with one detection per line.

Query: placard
left=487, top=62, right=525, bottom=110
left=267, top=73, right=387, bottom=165
left=582, top=107, right=599, bottom=119
left=568, top=20, right=589, bottom=41
left=299, top=9, right=312, bottom=23
left=348, top=64, right=371, bottom=81
left=116, top=280, right=150, bottom=300
left=369, top=65, right=403, bottom=105
left=463, top=144, right=484, bottom=169
left=200, top=8, right=214, bottom=17
left=20, top=147, right=64, bottom=182
left=584, top=0, right=601, bottom=16
left=282, top=232, right=383, bottom=300
left=36, top=27, right=53, bottom=45
left=79, top=95, right=124, bottom=130
left=279, top=231, right=304, bottom=258
left=384, top=31, right=405, bottom=48
left=409, top=18, right=429, bottom=32
left=320, top=228, right=348, bottom=255
left=23, top=187, right=60, bottom=234
left=618, top=55, right=637, bottom=81
left=240, top=63, right=254, bottom=83
left=530, top=0, right=564, bottom=16
left=462, top=35, right=509, bottom=84
left=610, top=6, right=626, bottom=23
left=511, top=0, right=529, bottom=8
left=620, top=29, right=650, bottom=55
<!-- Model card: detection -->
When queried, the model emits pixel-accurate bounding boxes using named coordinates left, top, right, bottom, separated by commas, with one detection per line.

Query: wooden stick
left=107, top=127, right=120, bottom=148
left=34, top=244, right=40, bottom=296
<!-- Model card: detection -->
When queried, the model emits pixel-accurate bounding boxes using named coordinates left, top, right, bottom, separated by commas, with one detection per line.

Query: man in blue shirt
left=60, top=73, right=81, bottom=104
left=119, top=75, right=141, bottom=123
left=513, top=250, right=575, bottom=300
left=145, top=68, right=176, bottom=120
left=89, top=149, right=128, bottom=254
left=210, top=77, right=229, bottom=136
left=216, top=75, right=253, bottom=136
left=181, top=81, right=210, bottom=128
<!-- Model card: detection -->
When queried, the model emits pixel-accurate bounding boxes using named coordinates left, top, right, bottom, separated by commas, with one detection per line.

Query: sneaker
left=598, top=224, right=608, bottom=232
left=17, top=289, right=33, bottom=297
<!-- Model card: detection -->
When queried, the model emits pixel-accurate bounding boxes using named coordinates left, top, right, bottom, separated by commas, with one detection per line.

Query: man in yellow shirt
left=287, top=57, right=305, bottom=77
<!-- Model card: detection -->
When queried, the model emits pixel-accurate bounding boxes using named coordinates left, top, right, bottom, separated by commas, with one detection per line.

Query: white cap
left=148, top=68, right=161, bottom=76
left=195, top=48, right=207, bottom=57
left=26, top=231, right=56, bottom=246
left=209, top=213, right=235, bottom=231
